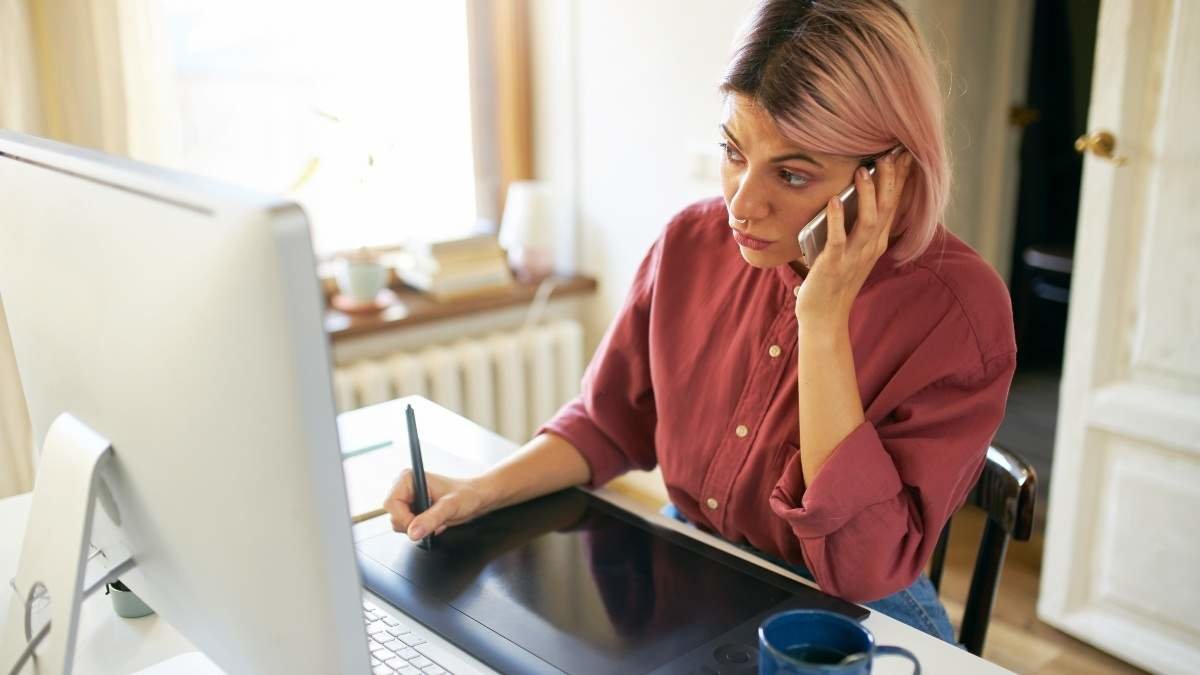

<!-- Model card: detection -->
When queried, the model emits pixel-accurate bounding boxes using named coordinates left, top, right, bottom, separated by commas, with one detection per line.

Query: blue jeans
left=659, top=504, right=957, bottom=645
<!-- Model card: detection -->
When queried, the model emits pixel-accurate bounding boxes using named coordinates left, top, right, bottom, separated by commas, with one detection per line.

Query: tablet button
left=713, top=643, right=755, bottom=664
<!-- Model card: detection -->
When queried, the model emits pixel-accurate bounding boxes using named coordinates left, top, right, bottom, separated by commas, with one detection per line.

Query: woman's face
left=719, top=93, right=861, bottom=271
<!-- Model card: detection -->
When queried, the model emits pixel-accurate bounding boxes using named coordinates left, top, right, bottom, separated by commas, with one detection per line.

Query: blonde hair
left=722, top=0, right=948, bottom=265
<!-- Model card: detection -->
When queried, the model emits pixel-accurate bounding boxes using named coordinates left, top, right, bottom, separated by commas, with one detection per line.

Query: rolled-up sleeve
left=537, top=237, right=662, bottom=488
left=769, top=350, right=1017, bottom=602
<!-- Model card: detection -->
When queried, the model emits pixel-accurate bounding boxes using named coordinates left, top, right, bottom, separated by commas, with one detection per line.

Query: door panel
left=1037, top=1, right=1200, bottom=673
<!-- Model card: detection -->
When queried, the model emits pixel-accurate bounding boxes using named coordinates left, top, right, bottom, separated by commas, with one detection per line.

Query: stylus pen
left=405, top=404, right=433, bottom=550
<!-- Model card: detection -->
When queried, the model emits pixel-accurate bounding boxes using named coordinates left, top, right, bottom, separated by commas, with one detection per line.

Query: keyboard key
left=397, top=647, right=419, bottom=660
left=383, top=639, right=406, bottom=651
left=422, top=667, right=445, bottom=674
left=396, top=667, right=421, bottom=675
left=367, top=621, right=390, bottom=635
left=413, top=644, right=452, bottom=662
left=410, top=656, right=433, bottom=669
left=400, top=634, right=426, bottom=647
left=372, top=647, right=390, bottom=659
left=386, top=626, right=407, bottom=637
left=372, top=666, right=394, bottom=675
left=382, top=616, right=400, bottom=626
left=385, top=656, right=407, bottom=669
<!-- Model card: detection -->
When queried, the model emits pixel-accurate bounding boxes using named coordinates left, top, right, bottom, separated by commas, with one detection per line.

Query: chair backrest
left=927, top=444, right=1037, bottom=655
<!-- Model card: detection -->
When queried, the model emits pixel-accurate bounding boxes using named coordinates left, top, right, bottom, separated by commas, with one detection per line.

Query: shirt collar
left=771, top=250, right=899, bottom=294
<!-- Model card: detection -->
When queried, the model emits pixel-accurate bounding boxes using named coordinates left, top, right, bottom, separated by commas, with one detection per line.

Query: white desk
left=1, top=397, right=1013, bottom=674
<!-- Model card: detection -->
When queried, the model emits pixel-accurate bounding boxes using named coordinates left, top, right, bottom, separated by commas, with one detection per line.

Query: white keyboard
left=363, top=599, right=455, bottom=675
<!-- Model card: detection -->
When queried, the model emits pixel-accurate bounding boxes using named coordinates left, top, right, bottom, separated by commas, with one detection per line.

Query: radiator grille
left=333, top=320, right=583, bottom=442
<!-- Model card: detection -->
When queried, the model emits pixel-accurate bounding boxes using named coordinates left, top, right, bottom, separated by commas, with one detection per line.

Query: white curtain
left=0, top=0, right=181, bottom=497
left=8, top=0, right=181, bottom=161
left=0, top=301, right=34, bottom=500
left=0, top=0, right=40, bottom=498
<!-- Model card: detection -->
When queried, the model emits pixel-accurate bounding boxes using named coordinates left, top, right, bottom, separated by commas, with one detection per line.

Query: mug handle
left=875, top=645, right=921, bottom=675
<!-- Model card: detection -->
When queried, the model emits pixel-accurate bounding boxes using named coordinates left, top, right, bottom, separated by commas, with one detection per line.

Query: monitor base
left=2, top=413, right=134, bottom=675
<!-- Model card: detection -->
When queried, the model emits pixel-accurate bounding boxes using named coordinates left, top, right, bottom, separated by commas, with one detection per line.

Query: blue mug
left=759, top=610, right=921, bottom=674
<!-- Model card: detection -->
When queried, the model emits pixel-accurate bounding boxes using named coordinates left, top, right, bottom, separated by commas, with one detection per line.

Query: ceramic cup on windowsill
left=332, top=248, right=396, bottom=313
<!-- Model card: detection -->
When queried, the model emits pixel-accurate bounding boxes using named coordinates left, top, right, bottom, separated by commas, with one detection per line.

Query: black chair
left=927, top=444, right=1037, bottom=656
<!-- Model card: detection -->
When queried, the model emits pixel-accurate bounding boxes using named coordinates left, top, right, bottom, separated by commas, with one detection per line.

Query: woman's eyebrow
left=720, top=124, right=824, bottom=168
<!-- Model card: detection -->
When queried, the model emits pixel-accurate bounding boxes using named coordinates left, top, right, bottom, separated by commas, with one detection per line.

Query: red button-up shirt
left=539, top=197, right=1016, bottom=602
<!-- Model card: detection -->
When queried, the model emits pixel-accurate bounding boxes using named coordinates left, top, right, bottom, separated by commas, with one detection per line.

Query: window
left=159, top=0, right=480, bottom=256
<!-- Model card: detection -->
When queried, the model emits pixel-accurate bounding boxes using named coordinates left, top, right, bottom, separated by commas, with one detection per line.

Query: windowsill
left=324, top=275, right=597, bottom=342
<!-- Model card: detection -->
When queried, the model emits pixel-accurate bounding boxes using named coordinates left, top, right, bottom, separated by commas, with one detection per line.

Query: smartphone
left=796, top=146, right=903, bottom=267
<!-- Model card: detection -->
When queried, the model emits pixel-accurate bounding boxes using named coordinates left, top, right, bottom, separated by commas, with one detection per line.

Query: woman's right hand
left=382, top=470, right=492, bottom=542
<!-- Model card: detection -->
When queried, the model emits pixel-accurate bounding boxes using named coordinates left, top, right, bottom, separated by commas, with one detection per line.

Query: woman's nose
left=728, top=173, right=770, bottom=222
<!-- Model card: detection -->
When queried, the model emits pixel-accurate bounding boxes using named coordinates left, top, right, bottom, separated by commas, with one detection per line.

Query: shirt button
left=768, top=344, right=782, bottom=358
left=735, top=424, right=749, bottom=438
left=706, top=498, right=719, bottom=510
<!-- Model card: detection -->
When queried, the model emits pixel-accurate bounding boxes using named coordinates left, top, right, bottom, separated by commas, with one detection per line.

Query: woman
left=384, top=0, right=1015, bottom=644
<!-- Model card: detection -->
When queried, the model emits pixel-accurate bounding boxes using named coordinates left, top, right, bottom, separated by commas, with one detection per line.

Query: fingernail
left=410, top=525, right=427, bottom=540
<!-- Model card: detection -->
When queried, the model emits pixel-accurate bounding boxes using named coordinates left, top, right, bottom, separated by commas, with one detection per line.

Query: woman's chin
left=736, top=246, right=785, bottom=269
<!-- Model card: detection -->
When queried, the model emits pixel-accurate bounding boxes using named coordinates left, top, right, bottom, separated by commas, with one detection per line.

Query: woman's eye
left=779, top=169, right=809, bottom=188
left=718, top=141, right=743, bottom=163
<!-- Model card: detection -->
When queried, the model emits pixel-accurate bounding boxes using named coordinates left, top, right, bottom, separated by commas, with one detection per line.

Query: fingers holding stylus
left=384, top=469, right=417, bottom=533
left=385, top=468, right=434, bottom=540
left=384, top=470, right=488, bottom=542
left=407, top=493, right=462, bottom=541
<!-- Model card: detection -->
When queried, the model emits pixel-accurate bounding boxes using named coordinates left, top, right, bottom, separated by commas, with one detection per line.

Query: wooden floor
left=928, top=508, right=1144, bottom=674
left=606, top=471, right=1147, bottom=675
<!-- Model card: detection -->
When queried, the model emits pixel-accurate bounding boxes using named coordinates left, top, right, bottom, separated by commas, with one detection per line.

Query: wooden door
left=1037, top=2, right=1200, bottom=673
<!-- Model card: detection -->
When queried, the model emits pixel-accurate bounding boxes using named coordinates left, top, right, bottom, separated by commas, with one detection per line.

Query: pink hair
left=722, top=0, right=948, bottom=265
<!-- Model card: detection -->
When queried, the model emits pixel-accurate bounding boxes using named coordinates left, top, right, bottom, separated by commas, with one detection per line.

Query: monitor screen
left=357, top=489, right=866, bottom=674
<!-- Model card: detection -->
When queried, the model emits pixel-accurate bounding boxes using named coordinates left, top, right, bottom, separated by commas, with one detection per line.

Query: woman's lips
left=731, top=228, right=774, bottom=251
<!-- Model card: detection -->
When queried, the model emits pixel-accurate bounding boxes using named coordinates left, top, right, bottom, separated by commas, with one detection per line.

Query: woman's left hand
left=794, top=150, right=914, bottom=323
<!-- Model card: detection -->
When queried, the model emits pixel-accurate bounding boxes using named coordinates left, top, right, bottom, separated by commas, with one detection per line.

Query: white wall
left=903, top=0, right=1032, bottom=281
left=531, top=0, right=755, bottom=351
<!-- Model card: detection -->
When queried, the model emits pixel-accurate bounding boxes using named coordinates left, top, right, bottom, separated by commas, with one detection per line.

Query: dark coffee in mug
left=783, top=644, right=848, bottom=664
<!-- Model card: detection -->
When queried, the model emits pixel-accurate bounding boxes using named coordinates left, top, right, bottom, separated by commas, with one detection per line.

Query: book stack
left=397, top=235, right=515, bottom=302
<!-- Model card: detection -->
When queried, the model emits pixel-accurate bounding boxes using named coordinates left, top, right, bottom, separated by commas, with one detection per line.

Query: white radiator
left=333, top=320, right=584, bottom=443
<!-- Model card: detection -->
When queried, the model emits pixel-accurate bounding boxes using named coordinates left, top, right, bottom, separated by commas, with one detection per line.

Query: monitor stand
left=2, top=413, right=135, bottom=675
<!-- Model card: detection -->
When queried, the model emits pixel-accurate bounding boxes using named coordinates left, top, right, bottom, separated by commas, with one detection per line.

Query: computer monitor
left=0, top=130, right=370, bottom=674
